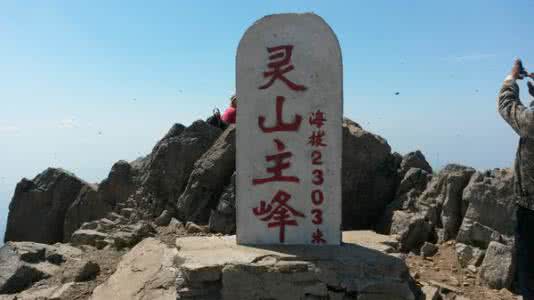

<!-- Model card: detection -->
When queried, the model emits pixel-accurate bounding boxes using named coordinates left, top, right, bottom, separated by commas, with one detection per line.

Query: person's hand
left=511, top=58, right=527, bottom=80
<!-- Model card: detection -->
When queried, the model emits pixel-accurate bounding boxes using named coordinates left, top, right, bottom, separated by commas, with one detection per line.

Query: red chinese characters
left=252, top=139, right=299, bottom=185
left=258, top=45, right=307, bottom=91
left=258, top=96, right=302, bottom=133
left=253, top=190, right=305, bottom=243
left=309, top=110, right=327, bottom=244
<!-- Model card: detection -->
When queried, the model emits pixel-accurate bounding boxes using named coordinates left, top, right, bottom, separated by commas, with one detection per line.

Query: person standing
left=498, top=59, right=534, bottom=299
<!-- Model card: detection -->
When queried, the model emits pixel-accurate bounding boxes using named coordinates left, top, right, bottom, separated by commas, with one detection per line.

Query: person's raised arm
left=498, top=59, right=534, bottom=137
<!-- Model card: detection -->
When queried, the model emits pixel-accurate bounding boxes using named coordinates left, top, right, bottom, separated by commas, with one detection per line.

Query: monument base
left=175, top=231, right=418, bottom=300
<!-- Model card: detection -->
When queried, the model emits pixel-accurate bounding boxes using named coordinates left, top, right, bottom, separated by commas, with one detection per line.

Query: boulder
left=98, top=160, right=138, bottom=208
left=90, top=238, right=178, bottom=300
left=455, top=243, right=485, bottom=268
left=0, top=242, right=72, bottom=294
left=399, top=150, right=433, bottom=177
left=70, top=230, right=109, bottom=249
left=111, top=222, right=156, bottom=249
left=479, top=241, right=515, bottom=289
left=417, top=164, right=475, bottom=241
left=63, top=184, right=113, bottom=242
left=137, top=121, right=222, bottom=218
left=457, top=169, right=516, bottom=249
left=377, top=167, right=432, bottom=234
left=61, top=260, right=100, bottom=282
left=176, top=125, right=235, bottom=223
left=389, top=211, right=432, bottom=252
left=420, top=242, right=438, bottom=257
left=154, top=209, right=173, bottom=226
left=342, top=118, right=400, bottom=229
left=208, top=172, right=236, bottom=234
left=5, top=168, right=89, bottom=244
left=174, top=231, right=416, bottom=300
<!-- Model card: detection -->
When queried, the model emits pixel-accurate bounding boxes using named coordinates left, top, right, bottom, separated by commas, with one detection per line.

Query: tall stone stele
left=236, top=13, right=343, bottom=245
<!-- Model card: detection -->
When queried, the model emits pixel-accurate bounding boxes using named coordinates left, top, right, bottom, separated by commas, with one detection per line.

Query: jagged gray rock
left=0, top=242, right=80, bottom=294
left=389, top=211, right=432, bottom=252
left=457, top=169, right=516, bottom=249
left=479, top=241, right=515, bottom=289
left=377, top=167, right=432, bottom=234
left=417, top=164, right=475, bottom=241
left=455, top=242, right=485, bottom=268
left=176, top=125, right=235, bottom=224
left=63, top=184, right=112, bottom=242
left=137, top=121, right=222, bottom=218
left=399, top=150, right=433, bottom=177
left=208, top=172, right=236, bottom=234
left=5, top=168, right=89, bottom=244
left=342, top=118, right=400, bottom=229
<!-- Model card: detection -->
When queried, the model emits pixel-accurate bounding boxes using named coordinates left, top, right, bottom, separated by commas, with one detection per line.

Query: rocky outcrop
left=342, top=118, right=400, bottom=229
left=174, top=231, right=417, bottom=300
left=379, top=164, right=475, bottom=252
left=399, top=150, right=433, bottom=178
left=176, top=126, right=235, bottom=223
left=63, top=185, right=113, bottom=242
left=136, top=121, right=222, bottom=219
left=90, top=238, right=178, bottom=300
left=5, top=168, right=90, bottom=244
left=457, top=168, right=516, bottom=249
left=416, top=164, right=475, bottom=241
left=70, top=216, right=156, bottom=250
left=479, top=241, right=516, bottom=289
left=208, top=172, right=236, bottom=234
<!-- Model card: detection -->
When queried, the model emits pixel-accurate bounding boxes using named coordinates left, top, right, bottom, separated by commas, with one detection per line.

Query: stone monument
left=236, top=13, right=342, bottom=245
left=173, top=14, right=417, bottom=300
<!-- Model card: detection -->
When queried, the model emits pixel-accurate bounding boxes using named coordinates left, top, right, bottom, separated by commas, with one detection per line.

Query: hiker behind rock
left=497, top=58, right=534, bottom=299
left=221, top=95, right=237, bottom=125
left=206, top=95, right=236, bottom=130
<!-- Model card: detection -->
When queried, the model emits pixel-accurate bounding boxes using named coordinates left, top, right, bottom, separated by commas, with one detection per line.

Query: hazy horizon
left=2, top=1, right=534, bottom=243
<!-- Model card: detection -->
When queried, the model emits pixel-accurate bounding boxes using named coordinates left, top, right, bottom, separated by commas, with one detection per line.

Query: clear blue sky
left=1, top=1, right=534, bottom=242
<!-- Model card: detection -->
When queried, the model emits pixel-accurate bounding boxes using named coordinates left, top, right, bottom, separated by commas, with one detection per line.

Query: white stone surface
left=236, top=13, right=342, bottom=245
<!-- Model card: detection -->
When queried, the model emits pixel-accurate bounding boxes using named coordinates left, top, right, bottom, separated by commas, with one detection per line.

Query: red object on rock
left=221, top=107, right=236, bottom=124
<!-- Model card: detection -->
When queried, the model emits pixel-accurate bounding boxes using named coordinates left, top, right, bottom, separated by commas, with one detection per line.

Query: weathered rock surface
left=0, top=242, right=80, bottom=294
left=70, top=219, right=156, bottom=250
left=90, top=238, right=178, bottom=300
left=457, top=168, right=516, bottom=249
left=0, top=282, right=80, bottom=300
left=176, top=125, right=235, bottom=223
left=137, top=121, right=222, bottom=218
left=417, top=164, right=475, bottom=241
left=479, top=241, right=515, bottom=289
left=61, top=260, right=100, bottom=282
left=63, top=185, right=112, bottom=242
left=380, top=164, right=476, bottom=252
left=5, top=168, right=90, bottom=244
left=342, top=118, right=400, bottom=229
left=390, top=211, right=433, bottom=252
left=455, top=242, right=485, bottom=268
left=208, top=172, right=236, bottom=234
left=399, top=150, right=433, bottom=178
left=174, top=231, right=417, bottom=300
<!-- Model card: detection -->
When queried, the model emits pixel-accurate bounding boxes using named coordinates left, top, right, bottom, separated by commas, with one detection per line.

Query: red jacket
left=221, top=107, right=236, bottom=124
